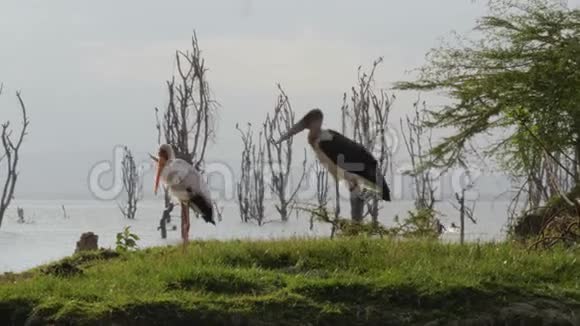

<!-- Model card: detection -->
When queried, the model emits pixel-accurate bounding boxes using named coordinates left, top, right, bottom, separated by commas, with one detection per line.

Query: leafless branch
left=450, top=187, right=477, bottom=244
left=0, top=90, right=30, bottom=228
left=264, top=85, right=307, bottom=222
left=118, top=146, right=141, bottom=220
left=400, top=97, right=438, bottom=211
left=156, top=31, right=217, bottom=169
left=236, top=123, right=266, bottom=225
left=309, top=160, right=330, bottom=230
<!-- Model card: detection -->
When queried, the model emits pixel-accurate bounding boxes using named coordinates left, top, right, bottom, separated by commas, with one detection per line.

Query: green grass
left=0, top=238, right=579, bottom=325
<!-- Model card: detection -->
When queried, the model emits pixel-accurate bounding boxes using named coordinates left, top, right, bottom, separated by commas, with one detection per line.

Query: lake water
left=0, top=199, right=511, bottom=273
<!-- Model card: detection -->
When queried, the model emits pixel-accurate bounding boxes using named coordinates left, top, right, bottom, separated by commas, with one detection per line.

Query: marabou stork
left=277, top=109, right=391, bottom=201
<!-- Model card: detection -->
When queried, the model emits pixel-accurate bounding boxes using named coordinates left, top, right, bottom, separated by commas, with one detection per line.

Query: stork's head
left=153, top=144, right=175, bottom=195
left=277, top=108, right=323, bottom=144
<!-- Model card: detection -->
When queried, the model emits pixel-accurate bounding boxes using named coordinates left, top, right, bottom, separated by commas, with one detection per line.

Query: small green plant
left=301, top=204, right=390, bottom=238
left=392, top=208, right=441, bottom=239
left=116, top=226, right=140, bottom=252
left=335, top=219, right=391, bottom=238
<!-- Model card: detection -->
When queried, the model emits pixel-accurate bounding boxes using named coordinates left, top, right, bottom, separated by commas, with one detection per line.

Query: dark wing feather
left=318, top=129, right=391, bottom=201
left=318, top=130, right=378, bottom=180
left=186, top=187, right=215, bottom=225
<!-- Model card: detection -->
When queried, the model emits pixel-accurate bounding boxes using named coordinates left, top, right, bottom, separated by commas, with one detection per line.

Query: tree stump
left=17, top=207, right=25, bottom=224
left=75, top=232, right=99, bottom=253
left=158, top=203, right=174, bottom=239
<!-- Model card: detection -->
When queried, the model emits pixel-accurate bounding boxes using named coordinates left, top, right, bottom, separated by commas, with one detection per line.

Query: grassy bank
left=0, top=238, right=579, bottom=325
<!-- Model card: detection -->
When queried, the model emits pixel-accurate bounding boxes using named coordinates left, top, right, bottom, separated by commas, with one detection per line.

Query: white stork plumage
left=153, top=144, right=215, bottom=243
left=277, top=109, right=391, bottom=201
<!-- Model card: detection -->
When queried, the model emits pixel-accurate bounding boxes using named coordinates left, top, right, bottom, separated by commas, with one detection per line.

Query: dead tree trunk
left=16, top=207, right=24, bottom=224
left=449, top=166, right=478, bottom=244
left=264, top=85, right=307, bottom=222
left=119, top=146, right=141, bottom=220
left=158, top=202, right=174, bottom=239
left=452, top=188, right=477, bottom=245
left=0, top=88, right=30, bottom=228
left=341, top=59, right=393, bottom=223
left=458, top=191, right=466, bottom=244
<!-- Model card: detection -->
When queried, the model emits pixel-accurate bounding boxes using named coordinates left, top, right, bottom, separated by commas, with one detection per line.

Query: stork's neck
left=308, top=127, right=322, bottom=145
left=166, top=151, right=176, bottom=161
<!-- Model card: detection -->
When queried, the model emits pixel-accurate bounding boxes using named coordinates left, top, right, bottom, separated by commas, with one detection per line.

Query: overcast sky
left=1, top=0, right=578, bottom=199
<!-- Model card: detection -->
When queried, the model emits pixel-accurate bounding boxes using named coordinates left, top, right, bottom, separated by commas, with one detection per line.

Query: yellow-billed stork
left=153, top=144, right=215, bottom=243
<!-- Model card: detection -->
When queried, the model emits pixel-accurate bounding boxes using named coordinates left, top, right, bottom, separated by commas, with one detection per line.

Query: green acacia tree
left=395, top=0, right=580, bottom=199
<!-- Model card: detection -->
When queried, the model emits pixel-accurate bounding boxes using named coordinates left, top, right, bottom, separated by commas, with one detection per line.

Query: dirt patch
left=39, top=249, right=120, bottom=278
left=42, top=261, right=83, bottom=278
left=70, top=249, right=120, bottom=265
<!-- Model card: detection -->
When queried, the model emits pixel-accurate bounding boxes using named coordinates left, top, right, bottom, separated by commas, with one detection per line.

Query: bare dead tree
left=118, top=146, right=141, bottom=220
left=236, top=123, right=266, bottom=225
left=154, top=32, right=218, bottom=225
left=156, top=32, right=217, bottom=167
left=310, top=160, right=330, bottom=230
left=0, top=89, right=30, bottom=228
left=237, top=123, right=253, bottom=223
left=400, top=98, right=438, bottom=211
left=450, top=178, right=478, bottom=244
left=263, top=85, right=307, bottom=222
left=341, top=58, right=394, bottom=223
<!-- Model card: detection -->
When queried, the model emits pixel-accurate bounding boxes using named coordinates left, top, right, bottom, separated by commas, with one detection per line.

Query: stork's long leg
left=348, top=179, right=359, bottom=193
left=181, top=203, right=190, bottom=246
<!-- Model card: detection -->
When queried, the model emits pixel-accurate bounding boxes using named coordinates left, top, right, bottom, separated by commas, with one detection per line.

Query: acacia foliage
left=396, top=0, right=580, bottom=183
